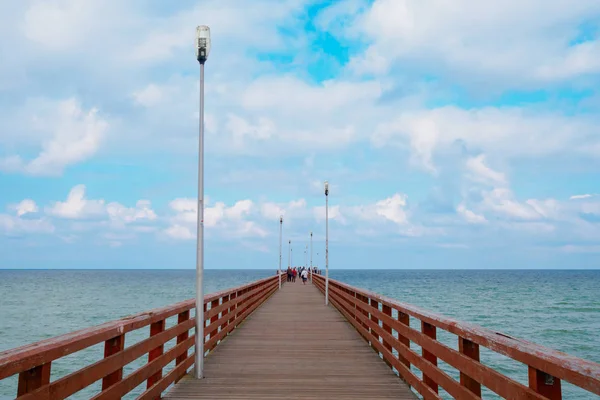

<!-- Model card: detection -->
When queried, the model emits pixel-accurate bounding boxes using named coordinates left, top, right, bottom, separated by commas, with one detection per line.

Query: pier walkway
left=165, top=280, right=415, bottom=399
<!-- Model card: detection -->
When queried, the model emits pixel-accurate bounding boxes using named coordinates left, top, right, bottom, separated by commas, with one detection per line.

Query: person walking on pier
left=301, top=268, right=308, bottom=285
left=292, top=267, right=297, bottom=283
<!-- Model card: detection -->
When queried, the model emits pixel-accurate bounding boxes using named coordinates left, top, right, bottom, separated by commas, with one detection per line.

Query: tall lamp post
left=310, top=231, right=313, bottom=281
left=279, top=216, right=283, bottom=289
left=324, top=181, right=329, bottom=306
left=288, top=239, right=291, bottom=268
left=195, top=25, right=211, bottom=380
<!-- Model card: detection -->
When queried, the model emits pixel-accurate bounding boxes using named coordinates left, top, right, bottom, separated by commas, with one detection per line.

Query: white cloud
left=165, top=197, right=266, bottom=240
left=465, top=155, right=506, bottom=186
left=11, top=199, right=38, bottom=217
left=0, top=98, right=109, bottom=176
left=0, top=214, right=54, bottom=236
left=107, top=200, right=157, bottom=225
left=260, top=199, right=308, bottom=220
left=345, top=194, right=409, bottom=225
left=570, top=194, right=594, bottom=200
left=165, top=224, right=195, bottom=240
left=457, top=204, right=487, bottom=224
left=132, top=84, right=163, bottom=107
left=313, top=205, right=345, bottom=223
left=374, top=106, right=597, bottom=172
left=342, top=0, right=600, bottom=85
left=46, top=184, right=106, bottom=219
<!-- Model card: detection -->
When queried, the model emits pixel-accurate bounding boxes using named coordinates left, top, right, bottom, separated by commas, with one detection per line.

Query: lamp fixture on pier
left=279, top=216, right=283, bottom=290
left=324, top=180, right=329, bottom=306
left=195, top=24, right=210, bottom=380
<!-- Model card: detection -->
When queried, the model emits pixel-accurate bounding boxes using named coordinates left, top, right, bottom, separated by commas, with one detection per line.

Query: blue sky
left=1, top=0, right=600, bottom=269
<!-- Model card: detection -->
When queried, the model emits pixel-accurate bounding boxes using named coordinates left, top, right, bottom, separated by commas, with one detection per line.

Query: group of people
left=285, top=266, right=321, bottom=285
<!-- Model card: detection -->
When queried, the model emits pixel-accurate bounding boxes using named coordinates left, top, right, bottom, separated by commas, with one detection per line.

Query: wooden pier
left=165, top=280, right=415, bottom=399
left=1, top=273, right=599, bottom=399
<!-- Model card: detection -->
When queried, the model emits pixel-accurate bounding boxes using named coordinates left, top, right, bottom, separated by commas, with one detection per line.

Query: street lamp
left=324, top=181, right=329, bottom=306
left=310, top=231, right=313, bottom=282
left=279, top=216, right=283, bottom=290
left=194, top=25, right=211, bottom=380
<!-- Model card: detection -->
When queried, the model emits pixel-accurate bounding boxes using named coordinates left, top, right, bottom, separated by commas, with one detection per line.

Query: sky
left=1, top=0, right=600, bottom=269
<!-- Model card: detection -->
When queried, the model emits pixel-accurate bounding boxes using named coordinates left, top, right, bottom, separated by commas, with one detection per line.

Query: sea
left=0, top=269, right=598, bottom=399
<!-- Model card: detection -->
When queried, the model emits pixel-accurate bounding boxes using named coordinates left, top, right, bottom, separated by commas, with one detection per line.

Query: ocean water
left=0, top=269, right=599, bottom=399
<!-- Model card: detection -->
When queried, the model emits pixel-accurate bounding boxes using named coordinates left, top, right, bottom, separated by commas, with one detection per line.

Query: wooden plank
left=165, top=281, right=415, bottom=399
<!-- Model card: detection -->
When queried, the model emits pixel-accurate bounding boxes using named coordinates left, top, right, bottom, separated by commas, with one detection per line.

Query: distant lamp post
left=310, top=231, right=313, bottom=281
left=194, top=24, right=211, bottom=380
left=288, top=239, right=291, bottom=268
left=279, top=216, right=283, bottom=290
left=324, top=180, right=329, bottom=306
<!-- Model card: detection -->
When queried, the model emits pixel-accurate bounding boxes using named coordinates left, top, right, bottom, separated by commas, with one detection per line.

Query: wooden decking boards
left=165, top=280, right=416, bottom=399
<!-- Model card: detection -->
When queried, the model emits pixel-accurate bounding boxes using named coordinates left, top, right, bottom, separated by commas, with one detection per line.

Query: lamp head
left=324, top=180, right=329, bottom=195
left=280, top=215, right=283, bottom=223
left=196, top=25, right=211, bottom=63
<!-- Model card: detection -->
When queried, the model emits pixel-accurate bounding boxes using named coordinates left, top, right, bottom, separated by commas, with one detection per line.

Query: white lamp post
left=324, top=180, right=329, bottom=306
left=288, top=239, right=291, bottom=268
left=310, top=231, right=313, bottom=281
left=279, top=216, right=283, bottom=289
left=194, top=25, right=211, bottom=380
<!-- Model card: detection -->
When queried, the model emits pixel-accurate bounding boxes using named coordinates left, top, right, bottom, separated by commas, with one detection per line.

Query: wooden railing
left=312, top=274, right=600, bottom=400
left=0, top=273, right=286, bottom=400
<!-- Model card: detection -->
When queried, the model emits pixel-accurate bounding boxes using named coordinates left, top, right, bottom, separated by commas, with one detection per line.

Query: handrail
left=0, top=272, right=287, bottom=399
left=312, top=273, right=600, bottom=400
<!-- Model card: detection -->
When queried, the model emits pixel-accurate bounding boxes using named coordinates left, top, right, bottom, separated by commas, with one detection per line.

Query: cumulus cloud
left=165, top=197, right=267, bottom=240
left=0, top=213, right=54, bottom=236
left=0, top=99, right=109, bottom=176
left=11, top=199, right=39, bottom=217
left=46, top=185, right=106, bottom=219
left=341, top=0, right=600, bottom=86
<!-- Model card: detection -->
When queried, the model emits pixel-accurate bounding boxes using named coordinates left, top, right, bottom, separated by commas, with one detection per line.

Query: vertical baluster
left=175, top=310, right=190, bottom=383
left=221, top=295, right=229, bottom=331
left=147, top=319, right=165, bottom=390
left=370, top=299, right=380, bottom=344
left=209, top=299, right=219, bottom=350
left=17, top=363, right=51, bottom=397
left=397, top=312, right=410, bottom=369
left=528, top=367, right=561, bottom=400
left=102, top=334, right=125, bottom=392
left=361, top=295, right=369, bottom=332
left=459, top=337, right=481, bottom=396
left=229, top=292, right=237, bottom=326
left=421, top=321, right=438, bottom=393
left=382, top=304, right=392, bottom=368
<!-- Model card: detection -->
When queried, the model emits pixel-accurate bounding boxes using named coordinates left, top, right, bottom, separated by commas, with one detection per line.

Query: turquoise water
left=1, top=269, right=599, bottom=399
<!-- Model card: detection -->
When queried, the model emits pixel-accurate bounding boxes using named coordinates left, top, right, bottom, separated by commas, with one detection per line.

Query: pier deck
left=165, top=280, right=415, bottom=399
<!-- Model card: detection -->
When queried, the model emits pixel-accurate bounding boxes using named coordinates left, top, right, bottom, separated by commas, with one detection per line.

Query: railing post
left=147, top=319, right=165, bottom=390
left=175, top=310, right=190, bottom=383
left=221, top=295, right=229, bottom=331
left=459, top=337, right=482, bottom=396
left=421, top=321, right=438, bottom=394
left=360, top=295, right=369, bottom=332
left=529, top=366, right=562, bottom=400
left=397, top=312, right=410, bottom=369
left=229, top=292, right=237, bottom=326
left=369, top=299, right=380, bottom=345
left=382, top=304, right=392, bottom=368
left=102, top=334, right=125, bottom=392
left=209, top=298, right=219, bottom=350
left=17, top=363, right=51, bottom=397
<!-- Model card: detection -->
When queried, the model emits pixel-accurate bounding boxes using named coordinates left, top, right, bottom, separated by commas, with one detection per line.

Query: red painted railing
left=312, top=273, right=600, bottom=400
left=0, top=273, right=286, bottom=399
